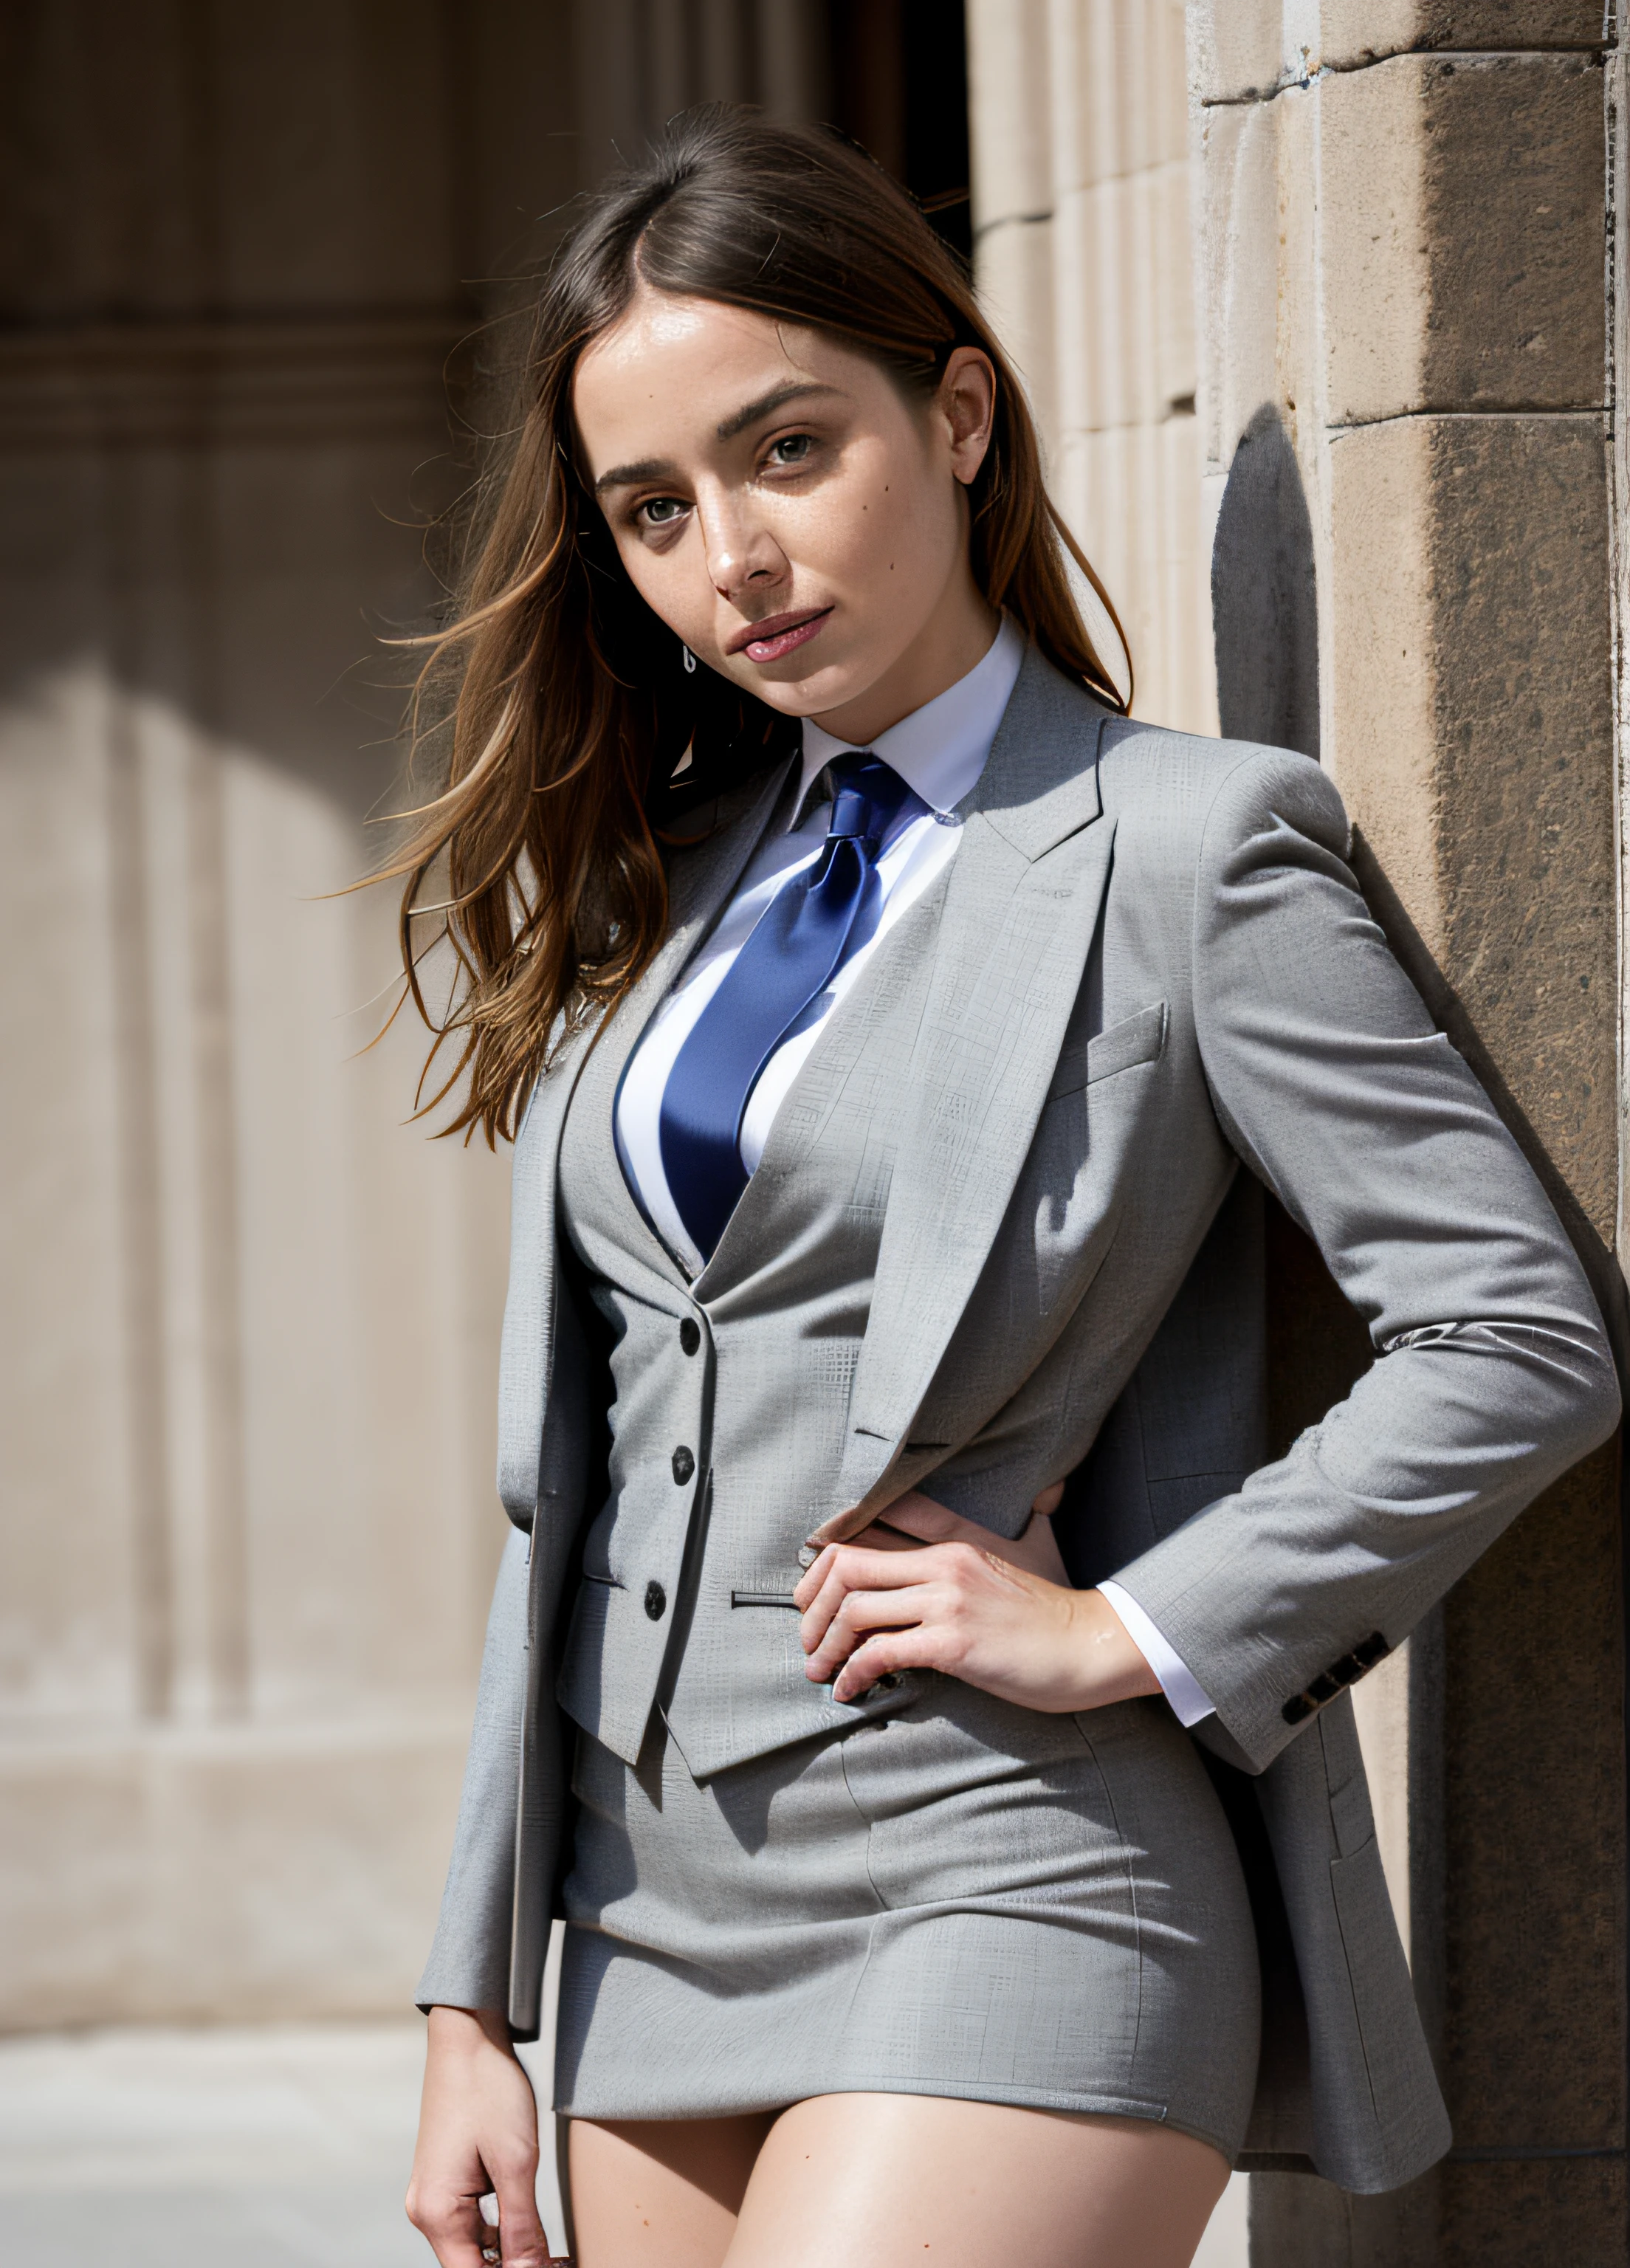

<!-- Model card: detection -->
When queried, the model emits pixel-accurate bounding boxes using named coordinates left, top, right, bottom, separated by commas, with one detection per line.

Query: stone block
left=1190, top=2, right=1603, bottom=105
left=1327, top=412, right=1614, bottom=1227
left=1439, top=1446, right=1624, bottom=2154
left=1321, top=52, right=1605, bottom=425
left=1437, top=2157, right=1627, bottom=2268
left=974, top=214, right=1059, bottom=447
left=1193, top=95, right=1282, bottom=473
left=966, top=0, right=1053, bottom=228
left=1320, top=1, right=1605, bottom=71
left=1187, top=0, right=1284, bottom=106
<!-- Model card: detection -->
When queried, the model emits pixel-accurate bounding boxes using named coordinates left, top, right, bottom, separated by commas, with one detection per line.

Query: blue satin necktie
left=659, top=754, right=924, bottom=1262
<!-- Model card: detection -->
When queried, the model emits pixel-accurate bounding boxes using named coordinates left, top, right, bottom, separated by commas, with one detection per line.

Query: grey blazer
left=419, top=645, right=1619, bottom=2194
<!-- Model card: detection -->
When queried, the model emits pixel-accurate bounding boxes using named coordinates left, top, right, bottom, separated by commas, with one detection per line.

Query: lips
left=728, top=607, right=833, bottom=665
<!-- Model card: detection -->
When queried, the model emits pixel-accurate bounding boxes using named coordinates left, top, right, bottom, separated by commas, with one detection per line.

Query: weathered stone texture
left=1440, top=1446, right=1625, bottom=2152
left=1194, top=4, right=1604, bottom=106
left=1328, top=409, right=1614, bottom=1235
left=1189, top=7, right=1625, bottom=2263
left=1437, top=2159, right=1627, bottom=2268
left=1428, top=414, right=1616, bottom=1234
left=1321, top=53, right=1605, bottom=425
left=1321, top=1, right=1606, bottom=69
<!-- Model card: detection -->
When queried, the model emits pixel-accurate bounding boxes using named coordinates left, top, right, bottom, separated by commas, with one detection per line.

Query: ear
left=938, top=346, right=997, bottom=486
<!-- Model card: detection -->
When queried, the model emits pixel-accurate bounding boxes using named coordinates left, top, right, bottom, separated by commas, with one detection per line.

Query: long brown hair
left=385, top=105, right=1129, bottom=1144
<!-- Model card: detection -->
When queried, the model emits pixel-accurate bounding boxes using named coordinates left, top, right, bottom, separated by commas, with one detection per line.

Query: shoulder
left=988, top=647, right=1346, bottom=863
left=1100, top=719, right=1349, bottom=874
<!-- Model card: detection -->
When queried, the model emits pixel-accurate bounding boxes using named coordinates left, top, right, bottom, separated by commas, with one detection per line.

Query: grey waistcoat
left=554, top=864, right=952, bottom=1776
left=416, top=645, right=1619, bottom=2196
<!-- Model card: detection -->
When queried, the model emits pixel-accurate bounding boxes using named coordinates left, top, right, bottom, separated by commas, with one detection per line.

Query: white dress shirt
left=613, top=611, right=1213, bottom=1728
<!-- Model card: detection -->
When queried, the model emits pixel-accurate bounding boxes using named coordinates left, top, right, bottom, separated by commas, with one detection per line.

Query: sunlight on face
left=572, top=289, right=997, bottom=740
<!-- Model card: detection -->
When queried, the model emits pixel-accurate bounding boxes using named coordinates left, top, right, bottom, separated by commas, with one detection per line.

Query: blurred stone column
left=1189, top=5, right=1625, bottom=2262
left=966, top=0, right=1216, bottom=732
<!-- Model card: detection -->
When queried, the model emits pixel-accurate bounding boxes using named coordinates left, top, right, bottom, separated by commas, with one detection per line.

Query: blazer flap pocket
left=1050, top=1002, right=1168, bottom=1098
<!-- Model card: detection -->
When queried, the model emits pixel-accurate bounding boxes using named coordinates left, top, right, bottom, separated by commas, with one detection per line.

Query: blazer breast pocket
left=1048, top=1001, right=1169, bottom=1101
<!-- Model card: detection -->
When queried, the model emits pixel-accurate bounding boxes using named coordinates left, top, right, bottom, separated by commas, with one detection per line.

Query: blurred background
left=1, top=5, right=1624, bottom=2264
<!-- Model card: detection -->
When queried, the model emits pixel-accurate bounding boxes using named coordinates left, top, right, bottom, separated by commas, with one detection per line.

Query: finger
left=804, top=1584, right=940, bottom=1683
left=490, top=2156, right=551, bottom=2268
left=404, top=2180, right=491, bottom=2268
left=798, top=1547, right=950, bottom=1657
left=869, top=1491, right=963, bottom=1543
left=831, top=1624, right=944, bottom=1702
left=793, top=1542, right=838, bottom=1612
left=852, top=1517, right=931, bottom=1553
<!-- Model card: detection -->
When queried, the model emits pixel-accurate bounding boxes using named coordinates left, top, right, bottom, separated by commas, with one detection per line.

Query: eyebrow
left=591, top=380, right=840, bottom=494
left=715, top=379, right=838, bottom=440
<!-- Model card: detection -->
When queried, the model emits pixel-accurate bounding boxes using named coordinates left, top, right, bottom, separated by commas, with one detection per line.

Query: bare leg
left=568, top=2112, right=775, bottom=2268
left=727, top=2093, right=1231, bottom=2268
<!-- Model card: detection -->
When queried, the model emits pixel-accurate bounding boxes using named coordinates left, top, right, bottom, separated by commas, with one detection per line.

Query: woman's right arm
left=408, top=2005, right=560, bottom=2267
left=410, top=1529, right=557, bottom=2261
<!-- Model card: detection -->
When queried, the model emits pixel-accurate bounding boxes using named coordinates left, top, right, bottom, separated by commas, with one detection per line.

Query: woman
left=399, top=110, right=1617, bottom=2268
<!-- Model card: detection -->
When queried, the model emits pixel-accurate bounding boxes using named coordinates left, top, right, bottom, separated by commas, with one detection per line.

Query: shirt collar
left=793, top=613, right=1027, bottom=828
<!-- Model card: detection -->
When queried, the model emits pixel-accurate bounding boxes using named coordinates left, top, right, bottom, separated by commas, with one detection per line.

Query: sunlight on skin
left=569, top=2095, right=1231, bottom=2268
left=571, top=289, right=1000, bottom=746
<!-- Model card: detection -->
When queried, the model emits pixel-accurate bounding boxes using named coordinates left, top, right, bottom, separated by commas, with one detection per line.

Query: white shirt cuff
left=1097, top=1581, right=1216, bottom=1728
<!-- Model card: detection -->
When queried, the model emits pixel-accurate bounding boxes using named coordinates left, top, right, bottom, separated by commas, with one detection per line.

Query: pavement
left=0, top=2019, right=1245, bottom=2267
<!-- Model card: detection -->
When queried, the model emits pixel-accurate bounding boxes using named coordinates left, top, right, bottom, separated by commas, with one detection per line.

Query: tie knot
left=826, top=754, right=915, bottom=848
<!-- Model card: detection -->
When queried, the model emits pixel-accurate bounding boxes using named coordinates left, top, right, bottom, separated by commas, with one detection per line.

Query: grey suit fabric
left=557, top=1684, right=1260, bottom=2156
left=544, top=897, right=1263, bottom=2152
left=554, top=845, right=958, bottom=1776
left=416, top=645, right=1620, bottom=2195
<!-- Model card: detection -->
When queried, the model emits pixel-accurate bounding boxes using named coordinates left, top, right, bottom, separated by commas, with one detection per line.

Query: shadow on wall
left=1212, top=404, right=1320, bottom=762
left=1211, top=405, right=1371, bottom=1461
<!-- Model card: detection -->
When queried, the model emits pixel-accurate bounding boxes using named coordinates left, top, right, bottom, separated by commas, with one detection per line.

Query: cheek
left=784, top=478, right=935, bottom=613
left=612, top=530, right=715, bottom=643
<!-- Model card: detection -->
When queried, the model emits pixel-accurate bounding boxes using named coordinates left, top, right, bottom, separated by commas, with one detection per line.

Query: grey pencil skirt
left=554, top=1674, right=1262, bottom=2160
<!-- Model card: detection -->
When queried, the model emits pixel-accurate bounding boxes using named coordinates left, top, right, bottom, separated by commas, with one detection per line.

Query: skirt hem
left=556, top=2075, right=1239, bottom=2163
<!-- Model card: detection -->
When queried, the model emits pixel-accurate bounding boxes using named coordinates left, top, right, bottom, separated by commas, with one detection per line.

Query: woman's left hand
left=794, top=1490, right=1163, bottom=1712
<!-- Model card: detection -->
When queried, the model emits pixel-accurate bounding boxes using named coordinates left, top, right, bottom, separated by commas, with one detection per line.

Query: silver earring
left=681, top=643, right=698, bottom=674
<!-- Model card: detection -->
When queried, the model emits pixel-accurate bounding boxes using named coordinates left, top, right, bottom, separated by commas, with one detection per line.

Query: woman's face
left=571, top=288, right=997, bottom=740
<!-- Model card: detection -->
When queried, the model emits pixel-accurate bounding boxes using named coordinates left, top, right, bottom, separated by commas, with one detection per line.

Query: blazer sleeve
left=416, top=1522, right=530, bottom=2013
left=1104, top=745, right=1620, bottom=1774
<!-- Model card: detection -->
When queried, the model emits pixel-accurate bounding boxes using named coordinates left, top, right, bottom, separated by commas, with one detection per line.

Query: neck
left=811, top=568, right=1000, bottom=748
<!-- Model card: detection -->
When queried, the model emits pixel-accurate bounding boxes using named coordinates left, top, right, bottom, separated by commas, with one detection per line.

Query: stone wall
left=966, top=0, right=1216, bottom=733
left=1187, top=5, right=1626, bottom=2261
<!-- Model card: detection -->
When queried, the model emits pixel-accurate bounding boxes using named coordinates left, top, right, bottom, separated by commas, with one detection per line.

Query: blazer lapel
left=497, top=756, right=797, bottom=1520
left=814, top=650, right=1116, bottom=1541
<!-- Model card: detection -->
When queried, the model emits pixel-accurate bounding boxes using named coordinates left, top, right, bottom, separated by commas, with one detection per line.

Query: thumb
left=873, top=1491, right=962, bottom=1544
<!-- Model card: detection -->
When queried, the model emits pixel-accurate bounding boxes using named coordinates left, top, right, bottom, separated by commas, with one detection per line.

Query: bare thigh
left=568, top=2095, right=1229, bottom=2268
left=568, top=2111, right=773, bottom=2268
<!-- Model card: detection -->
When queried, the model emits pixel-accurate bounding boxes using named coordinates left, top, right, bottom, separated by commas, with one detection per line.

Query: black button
left=644, top=1581, right=667, bottom=1621
left=671, top=1446, right=695, bottom=1485
left=1282, top=1693, right=1316, bottom=1726
left=679, top=1317, right=701, bottom=1355
left=1304, top=1671, right=1341, bottom=1707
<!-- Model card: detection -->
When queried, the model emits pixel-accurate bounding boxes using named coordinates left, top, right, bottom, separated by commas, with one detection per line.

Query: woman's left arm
left=1088, top=747, right=1619, bottom=1770
left=799, top=746, right=1621, bottom=1756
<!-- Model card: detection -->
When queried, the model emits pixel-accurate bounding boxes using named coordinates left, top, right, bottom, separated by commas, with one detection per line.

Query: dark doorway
left=828, top=1, right=972, bottom=264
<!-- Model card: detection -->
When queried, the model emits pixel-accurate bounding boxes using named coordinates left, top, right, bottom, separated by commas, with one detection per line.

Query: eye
left=767, top=433, right=814, bottom=468
left=636, top=496, right=689, bottom=529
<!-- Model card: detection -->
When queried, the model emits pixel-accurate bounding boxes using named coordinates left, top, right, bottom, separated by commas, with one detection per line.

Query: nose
left=695, top=482, right=788, bottom=605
